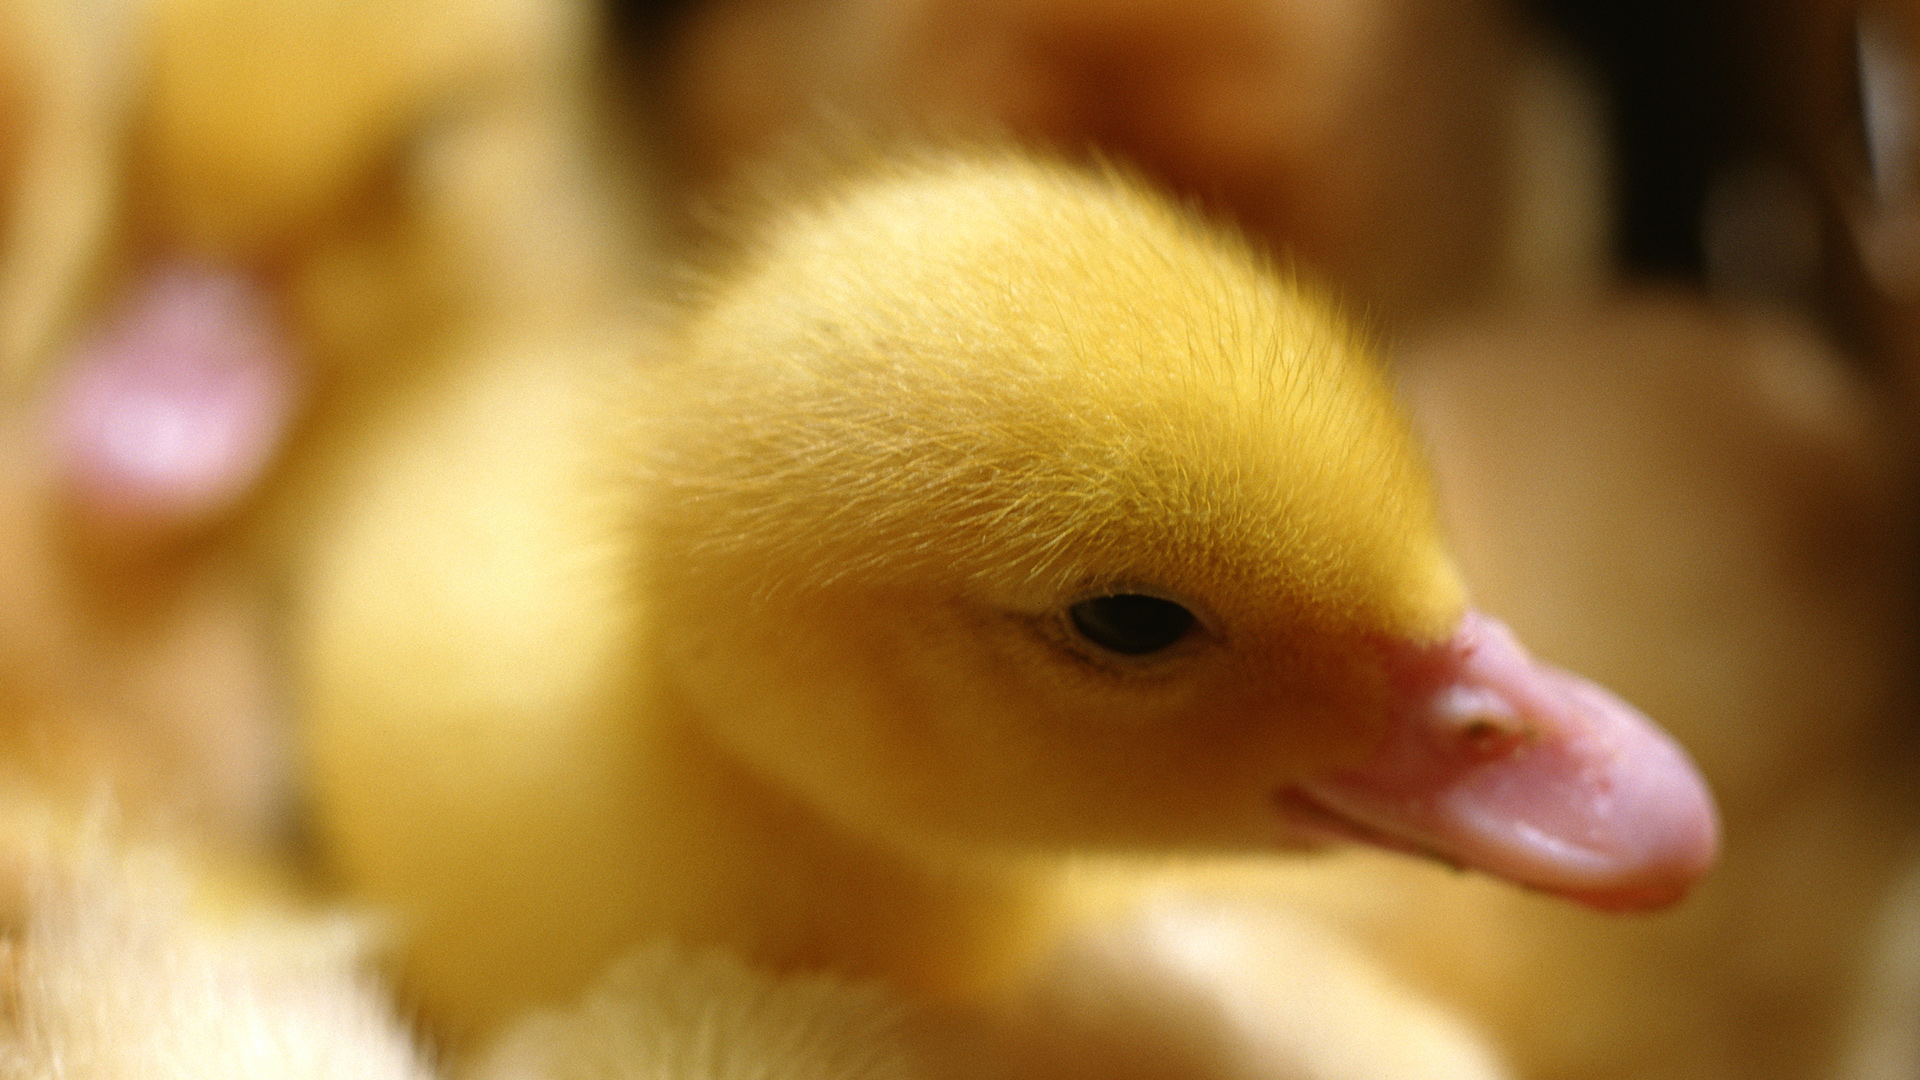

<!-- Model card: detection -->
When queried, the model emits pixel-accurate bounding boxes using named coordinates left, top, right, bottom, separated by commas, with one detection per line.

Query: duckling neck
left=637, top=681, right=1069, bottom=1003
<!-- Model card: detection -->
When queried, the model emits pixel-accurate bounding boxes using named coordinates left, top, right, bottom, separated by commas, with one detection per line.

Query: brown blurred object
left=1723, top=5, right=1920, bottom=1074
left=1736, top=0, right=1920, bottom=386
left=659, top=0, right=1526, bottom=331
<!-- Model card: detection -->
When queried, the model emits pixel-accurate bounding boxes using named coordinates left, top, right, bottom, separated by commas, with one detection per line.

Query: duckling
left=48, top=0, right=643, bottom=549
left=297, top=148, right=1718, bottom=1057
left=0, top=0, right=652, bottom=562
left=0, top=0, right=652, bottom=848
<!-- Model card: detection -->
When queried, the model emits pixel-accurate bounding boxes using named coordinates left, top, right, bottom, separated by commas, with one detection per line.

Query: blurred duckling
left=0, top=0, right=651, bottom=848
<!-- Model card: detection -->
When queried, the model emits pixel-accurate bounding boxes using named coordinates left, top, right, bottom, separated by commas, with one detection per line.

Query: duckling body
left=299, top=150, right=1717, bottom=1058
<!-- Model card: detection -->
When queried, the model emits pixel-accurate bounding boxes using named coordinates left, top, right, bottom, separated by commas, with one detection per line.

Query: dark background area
left=599, top=0, right=1857, bottom=291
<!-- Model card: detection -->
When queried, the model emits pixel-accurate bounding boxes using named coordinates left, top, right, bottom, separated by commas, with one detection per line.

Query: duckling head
left=641, top=151, right=1717, bottom=911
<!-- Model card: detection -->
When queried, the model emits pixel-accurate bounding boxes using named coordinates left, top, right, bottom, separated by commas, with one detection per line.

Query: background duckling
left=297, top=149, right=1716, bottom=1069
left=0, top=0, right=654, bottom=851
left=991, top=887, right=1513, bottom=1080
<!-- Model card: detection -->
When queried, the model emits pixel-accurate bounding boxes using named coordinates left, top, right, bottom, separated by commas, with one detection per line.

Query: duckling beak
left=1275, top=611, right=1719, bottom=911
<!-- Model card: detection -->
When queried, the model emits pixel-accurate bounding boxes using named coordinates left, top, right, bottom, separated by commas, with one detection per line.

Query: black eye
left=1067, top=594, right=1197, bottom=656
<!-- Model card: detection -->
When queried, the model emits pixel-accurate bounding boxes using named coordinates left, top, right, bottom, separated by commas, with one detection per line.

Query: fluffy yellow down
left=300, top=149, right=1481, bottom=1073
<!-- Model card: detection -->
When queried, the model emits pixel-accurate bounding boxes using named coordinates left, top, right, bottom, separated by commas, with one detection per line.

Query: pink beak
left=1277, top=611, right=1719, bottom=911
left=52, top=263, right=300, bottom=540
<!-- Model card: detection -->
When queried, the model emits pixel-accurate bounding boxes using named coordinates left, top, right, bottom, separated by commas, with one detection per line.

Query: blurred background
left=605, top=0, right=1920, bottom=363
left=8, top=1, right=1920, bottom=1079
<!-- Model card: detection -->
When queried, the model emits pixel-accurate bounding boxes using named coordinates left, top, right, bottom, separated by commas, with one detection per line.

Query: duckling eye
left=1067, top=594, right=1197, bottom=656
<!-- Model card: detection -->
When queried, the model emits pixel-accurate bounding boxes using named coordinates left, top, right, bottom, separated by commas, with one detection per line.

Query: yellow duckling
left=298, top=149, right=1718, bottom=1064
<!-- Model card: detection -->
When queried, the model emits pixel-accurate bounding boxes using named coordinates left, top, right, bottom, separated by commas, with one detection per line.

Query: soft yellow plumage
left=652, top=152, right=1465, bottom=629
left=299, top=149, right=1714, bottom=1067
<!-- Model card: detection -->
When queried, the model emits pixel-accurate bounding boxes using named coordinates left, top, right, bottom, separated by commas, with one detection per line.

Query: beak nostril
left=1455, top=718, right=1527, bottom=759
left=1430, top=685, right=1530, bottom=759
